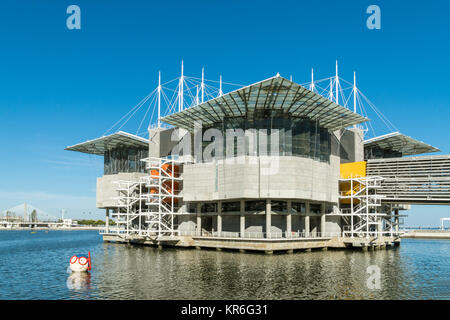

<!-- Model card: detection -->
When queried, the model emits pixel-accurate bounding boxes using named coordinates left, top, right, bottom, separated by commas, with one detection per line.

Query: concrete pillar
left=266, top=199, right=271, bottom=239
left=394, top=209, right=399, bottom=234
left=196, top=203, right=202, bottom=236
left=321, top=214, right=326, bottom=237
left=105, top=208, right=110, bottom=233
left=304, top=202, right=310, bottom=237
left=286, top=200, right=292, bottom=238
left=377, top=218, right=383, bottom=237
left=305, top=215, right=310, bottom=237
left=240, top=200, right=245, bottom=238
left=148, top=127, right=163, bottom=158
left=217, top=201, right=222, bottom=237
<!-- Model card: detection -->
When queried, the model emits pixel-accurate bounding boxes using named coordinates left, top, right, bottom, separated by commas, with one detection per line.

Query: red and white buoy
left=69, top=251, right=91, bottom=272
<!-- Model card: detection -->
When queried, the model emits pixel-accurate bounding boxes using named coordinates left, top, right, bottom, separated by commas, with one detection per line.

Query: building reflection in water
left=89, top=242, right=429, bottom=299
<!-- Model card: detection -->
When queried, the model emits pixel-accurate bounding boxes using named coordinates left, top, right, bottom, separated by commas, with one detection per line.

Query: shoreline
left=0, top=227, right=103, bottom=231
left=401, top=230, right=450, bottom=239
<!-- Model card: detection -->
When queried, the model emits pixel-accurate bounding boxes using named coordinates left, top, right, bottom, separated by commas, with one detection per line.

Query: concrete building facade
left=65, top=74, right=446, bottom=252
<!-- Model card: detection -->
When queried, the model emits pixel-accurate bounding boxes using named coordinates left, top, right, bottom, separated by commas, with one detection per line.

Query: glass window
left=310, top=203, right=322, bottom=214
left=201, top=113, right=331, bottom=163
left=222, top=201, right=240, bottom=212
left=201, top=203, right=218, bottom=213
left=245, top=200, right=266, bottom=212
left=271, top=200, right=287, bottom=212
left=104, top=147, right=148, bottom=175
left=292, top=202, right=306, bottom=213
left=188, top=203, right=196, bottom=213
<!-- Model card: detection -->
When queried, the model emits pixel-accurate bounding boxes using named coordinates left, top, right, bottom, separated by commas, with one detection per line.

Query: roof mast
left=219, top=75, right=223, bottom=96
left=179, top=60, right=184, bottom=112
left=196, top=85, right=200, bottom=105
left=157, top=71, right=161, bottom=128
left=201, top=67, right=205, bottom=103
left=353, top=71, right=357, bottom=128
left=310, top=68, right=315, bottom=92
left=353, top=71, right=357, bottom=113
left=335, top=60, right=339, bottom=105
left=329, top=78, right=334, bottom=101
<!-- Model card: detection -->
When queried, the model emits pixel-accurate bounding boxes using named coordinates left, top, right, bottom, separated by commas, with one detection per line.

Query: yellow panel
left=340, top=161, right=366, bottom=179
left=339, top=161, right=366, bottom=204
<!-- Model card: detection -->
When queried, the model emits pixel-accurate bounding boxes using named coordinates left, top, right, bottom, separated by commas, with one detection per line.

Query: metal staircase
left=110, top=157, right=184, bottom=239
left=339, top=175, right=394, bottom=238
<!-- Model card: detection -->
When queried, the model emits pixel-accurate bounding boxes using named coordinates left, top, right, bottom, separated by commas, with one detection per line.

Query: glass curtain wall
left=201, top=111, right=331, bottom=163
left=104, top=147, right=149, bottom=175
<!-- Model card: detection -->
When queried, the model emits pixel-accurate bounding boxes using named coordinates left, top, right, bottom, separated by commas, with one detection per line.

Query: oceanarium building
left=66, top=73, right=450, bottom=252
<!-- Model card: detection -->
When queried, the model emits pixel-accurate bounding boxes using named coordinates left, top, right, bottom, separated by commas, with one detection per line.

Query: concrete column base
left=265, top=250, right=273, bottom=255
left=305, top=248, right=311, bottom=252
left=239, top=249, right=246, bottom=253
left=286, top=249, right=293, bottom=254
left=216, top=247, right=222, bottom=251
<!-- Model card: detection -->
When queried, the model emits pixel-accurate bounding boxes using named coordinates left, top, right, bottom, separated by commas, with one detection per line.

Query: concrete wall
left=182, top=155, right=340, bottom=203
left=332, top=128, right=364, bottom=163
left=325, top=215, right=342, bottom=234
left=149, top=127, right=193, bottom=160
left=96, top=172, right=147, bottom=208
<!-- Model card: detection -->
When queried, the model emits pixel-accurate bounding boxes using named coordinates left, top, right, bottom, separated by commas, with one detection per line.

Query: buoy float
left=69, top=251, right=92, bottom=272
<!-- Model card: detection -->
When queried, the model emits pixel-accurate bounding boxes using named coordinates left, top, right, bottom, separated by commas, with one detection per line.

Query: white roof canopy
left=65, top=131, right=148, bottom=155
left=364, top=132, right=440, bottom=156
left=161, top=75, right=368, bottom=132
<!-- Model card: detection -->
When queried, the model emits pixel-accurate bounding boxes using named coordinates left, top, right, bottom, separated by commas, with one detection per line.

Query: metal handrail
left=177, top=230, right=342, bottom=239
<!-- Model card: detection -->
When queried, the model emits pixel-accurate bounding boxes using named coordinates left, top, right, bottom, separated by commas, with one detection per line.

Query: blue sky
left=0, top=0, right=449, bottom=225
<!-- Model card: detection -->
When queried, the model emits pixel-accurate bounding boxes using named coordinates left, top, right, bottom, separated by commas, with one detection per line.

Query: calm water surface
left=0, top=230, right=448, bottom=300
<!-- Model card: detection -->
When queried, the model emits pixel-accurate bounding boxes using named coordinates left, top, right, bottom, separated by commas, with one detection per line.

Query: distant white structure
left=441, top=218, right=450, bottom=230
left=63, top=219, right=78, bottom=228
